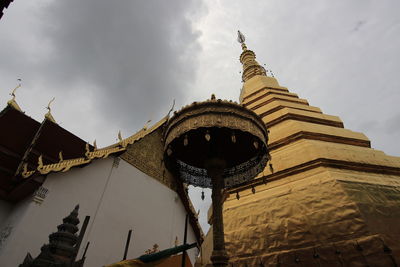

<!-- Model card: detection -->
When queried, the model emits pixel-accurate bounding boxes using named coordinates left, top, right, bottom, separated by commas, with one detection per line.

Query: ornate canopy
left=163, top=96, right=269, bottom=189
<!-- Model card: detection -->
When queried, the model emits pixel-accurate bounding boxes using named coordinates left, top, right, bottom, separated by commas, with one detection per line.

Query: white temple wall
left=0, top=157, right=198, bottom=266
left=0, top=198, right=30, bottom=253
left=80, top=158, right=198, bottom=266
left=0, top=157, right=113, bottom=266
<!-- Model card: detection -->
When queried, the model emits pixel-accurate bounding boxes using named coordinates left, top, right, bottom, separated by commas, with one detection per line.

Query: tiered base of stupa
left=196, top=75, right=400, bottom=266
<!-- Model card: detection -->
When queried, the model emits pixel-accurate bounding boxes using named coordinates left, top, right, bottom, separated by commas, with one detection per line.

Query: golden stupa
left=197, top=33, right=400, bottom=266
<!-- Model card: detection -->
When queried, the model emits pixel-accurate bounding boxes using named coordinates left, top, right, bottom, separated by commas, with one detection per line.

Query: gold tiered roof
left=198, top=34, right=400, bottom=266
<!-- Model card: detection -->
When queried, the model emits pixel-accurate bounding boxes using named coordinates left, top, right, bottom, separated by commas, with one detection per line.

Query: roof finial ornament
left=58, top=151, right=64, bottom=163
left=85, top=143, right=90, bottom=158
left=237, top=30, right=247, bottom=51
left=7, top=80, right=22, bottom=111
left=38, top=155, right=44, bottom=169
left=46, top=97, right=55, bottom=111
left=118, top=131, right=123, bottom=142
left=93, top=140, right=97, bottom=150
left=45, top=97, right=56, bottom=123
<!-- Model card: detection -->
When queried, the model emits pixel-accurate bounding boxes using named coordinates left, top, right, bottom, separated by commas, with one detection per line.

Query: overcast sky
left=1, top=0, right=399, bottom=232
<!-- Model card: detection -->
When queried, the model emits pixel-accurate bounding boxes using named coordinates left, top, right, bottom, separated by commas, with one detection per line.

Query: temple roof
left=0, top=103, right=91, bottom=201
left=0, top=99, right=204, bottom=244
left=0, top=97, right=163, bottom=201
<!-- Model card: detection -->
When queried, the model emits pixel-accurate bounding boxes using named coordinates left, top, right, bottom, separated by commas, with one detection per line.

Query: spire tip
left=237, top=30, right=246, bottom=44
left=237, top=30, right=247, bottom=51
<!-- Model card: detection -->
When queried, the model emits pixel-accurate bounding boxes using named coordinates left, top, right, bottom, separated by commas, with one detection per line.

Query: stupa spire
left=237, top=30, right=267, bottom=82
left=237, top=30, right=247, bottom=51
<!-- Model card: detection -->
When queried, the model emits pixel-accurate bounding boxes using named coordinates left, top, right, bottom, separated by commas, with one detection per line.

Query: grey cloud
left=352, top=20, right=367, bottom=32
left=384, top=113, right=400, bottom=133
left=41, top=0, right=203, bottom=128
left=1, top=0, right=204, bottom=134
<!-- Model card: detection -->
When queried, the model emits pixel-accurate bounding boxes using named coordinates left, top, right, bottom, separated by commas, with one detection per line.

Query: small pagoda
left=20, top=205, right=85, bottom=267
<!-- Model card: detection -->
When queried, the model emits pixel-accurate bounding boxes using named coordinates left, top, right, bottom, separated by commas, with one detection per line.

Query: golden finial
left=22, top=163, right=28, bottom=175
left=46, top=97, right=55, bottom=111
left=118, top=131, right=123, bottom=142
left=10, top=84, right=20, bottom=100
left=58, top=151, right=64, bottom=162
left=38, top=155, right=43, bottom=169
left=21, top=162, right=28, bottom=178
left=85, top=142, right=90, bottom=158
left=237, top=30, right=247, bottom=51
left=45, top=97, right=56, bottom=123
left=93, top=139, right=97, bottom=150
left=7, top=81, right=22, bottom=111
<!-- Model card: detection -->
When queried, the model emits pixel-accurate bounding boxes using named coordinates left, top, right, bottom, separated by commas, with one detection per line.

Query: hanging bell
left=253, top=140, right=259, bottom=149
left=251, top=186, right=256, bottom=194
left=236, top=191, right=240, bottom=200
left=205, top=130, right=211, bottom=142
left=183, top=135, right=188, bottom=146
left=231, top=132, right=236, bottom=143
left=201, top=190, right=205, bottom=201
left=167, top=147, right=173, bottom=156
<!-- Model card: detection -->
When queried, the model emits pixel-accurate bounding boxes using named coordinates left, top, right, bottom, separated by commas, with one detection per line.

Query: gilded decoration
left=44, top=97, right=56, bottom=123
left=163, top=94, right=269, bottom=266
left=237, top=31, right=267, bottom=83
left=198, top=167, right=400, bottom=265
left=163, top=97, right=269, bottom=189
left=7, top=84, right=22, bottom=111
left=21, top=117, right=168, bottom=178
left=240, top=49, right=267, bottom=82
left=120, top=127, right=176, bottom=190
left=164, top=99, right=268, bottom=152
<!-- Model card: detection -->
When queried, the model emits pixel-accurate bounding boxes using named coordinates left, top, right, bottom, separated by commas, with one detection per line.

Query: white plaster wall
left=0, top=198, right=29, bottom=253
left=82, top=158, right=198, bottom=266
left=0, top=157, right=198, bottom=267
left=0, top=157, right=114, bottom=266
